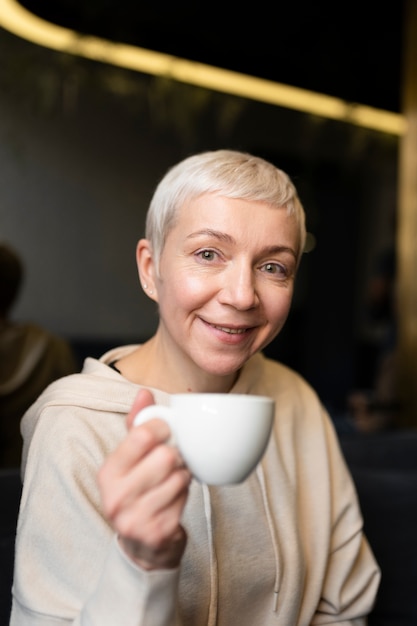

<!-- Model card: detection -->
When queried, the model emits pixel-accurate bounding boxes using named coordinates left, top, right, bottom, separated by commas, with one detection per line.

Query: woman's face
left=149, top=193, right=301, bottom=382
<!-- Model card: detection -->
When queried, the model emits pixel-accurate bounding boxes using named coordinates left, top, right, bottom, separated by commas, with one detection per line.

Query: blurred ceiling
left=16, top=0, right=407, bottom=114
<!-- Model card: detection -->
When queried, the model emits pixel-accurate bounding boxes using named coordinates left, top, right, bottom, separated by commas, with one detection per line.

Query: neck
left=117, top=334, right=239, bottom=394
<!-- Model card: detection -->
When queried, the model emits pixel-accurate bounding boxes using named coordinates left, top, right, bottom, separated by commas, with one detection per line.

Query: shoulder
left=241, top=353, right=332, bottom=440
left=24, top=394, right=125, bottom=474
left=245, top=352, right=321, bottom=403
left=20, top=365, right=140, bottom=474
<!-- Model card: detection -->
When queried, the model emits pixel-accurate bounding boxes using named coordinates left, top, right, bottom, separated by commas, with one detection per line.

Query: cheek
left=160, top=273, right=211, bottom=309
left=266, top=290, right=293, bottom=325
left=181, top=272, right=215, bottom=299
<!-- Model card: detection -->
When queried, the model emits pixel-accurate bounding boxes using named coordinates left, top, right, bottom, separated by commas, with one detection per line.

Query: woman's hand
left=97, top=388, right=192, bottom=570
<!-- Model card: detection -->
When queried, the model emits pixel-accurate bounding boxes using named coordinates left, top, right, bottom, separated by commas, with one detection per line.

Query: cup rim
left=171, top=393, right=274, bottom=403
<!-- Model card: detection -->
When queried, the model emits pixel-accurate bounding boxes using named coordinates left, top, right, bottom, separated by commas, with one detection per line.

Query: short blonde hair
left=145, top=149, right=306, bottom=272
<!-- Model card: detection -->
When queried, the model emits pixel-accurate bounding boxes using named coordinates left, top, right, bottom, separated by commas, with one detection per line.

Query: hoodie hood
left=19, top=345, right=146, bottom=472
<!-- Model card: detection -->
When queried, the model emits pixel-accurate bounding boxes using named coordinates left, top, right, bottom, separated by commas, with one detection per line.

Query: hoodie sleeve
left=10, top=402, right=181, bottom=626
left=309, top=412, right=381, bottom=625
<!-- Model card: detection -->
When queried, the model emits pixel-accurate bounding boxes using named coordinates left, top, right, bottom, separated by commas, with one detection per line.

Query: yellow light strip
left=0, top=0, right=407, bottom=136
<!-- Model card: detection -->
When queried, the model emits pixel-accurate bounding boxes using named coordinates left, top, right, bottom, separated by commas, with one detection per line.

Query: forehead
left=174, top=194, right=301, bottom=245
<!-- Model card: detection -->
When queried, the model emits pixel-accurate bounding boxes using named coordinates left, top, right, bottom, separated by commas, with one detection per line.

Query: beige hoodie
left=11, top=348, right=380, bottom=625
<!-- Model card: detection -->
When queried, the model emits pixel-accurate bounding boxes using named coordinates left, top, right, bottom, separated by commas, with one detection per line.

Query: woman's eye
left=197, top=249, right=217, bottom=261
left=262, top=262, right=287, bottom=277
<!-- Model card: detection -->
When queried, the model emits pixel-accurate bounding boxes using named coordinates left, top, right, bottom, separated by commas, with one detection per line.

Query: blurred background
left=0, top=0, right=412, bottom=419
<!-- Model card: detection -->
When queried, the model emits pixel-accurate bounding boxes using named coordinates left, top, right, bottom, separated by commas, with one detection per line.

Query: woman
left=11, top=150, right=380, bottom=625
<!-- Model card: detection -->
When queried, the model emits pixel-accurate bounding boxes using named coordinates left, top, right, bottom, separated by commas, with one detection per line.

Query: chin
left=197, top=356, right=249, bottom=379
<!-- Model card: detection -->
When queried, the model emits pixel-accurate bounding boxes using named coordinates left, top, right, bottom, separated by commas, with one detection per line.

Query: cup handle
left=133, top=405, right=176, bottom=445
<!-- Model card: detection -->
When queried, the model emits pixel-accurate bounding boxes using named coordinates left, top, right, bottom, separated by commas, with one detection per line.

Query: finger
left=119, top=439, right=187, bottom=506
left=126, top=388, right=155, bottom=430
left=101, top=418, right=173, bottom=484
left=138, top=465, right=191, bottom=523
left=100, top=436, right=189, bottom=526
left=115, top=466, right=191, bottom=545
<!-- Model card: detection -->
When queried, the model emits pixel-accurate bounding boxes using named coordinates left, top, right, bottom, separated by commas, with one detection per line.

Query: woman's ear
left=136, top=239, right=158, bottom=301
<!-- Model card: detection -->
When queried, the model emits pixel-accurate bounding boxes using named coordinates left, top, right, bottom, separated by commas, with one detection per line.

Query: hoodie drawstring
left=256, top=464, right=281, bottom=612
left=202, top=483, right=218, bottom=626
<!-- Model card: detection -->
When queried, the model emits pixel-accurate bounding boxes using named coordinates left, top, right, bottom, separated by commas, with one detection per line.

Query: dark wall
left=0, top=32, right=399, bottom=410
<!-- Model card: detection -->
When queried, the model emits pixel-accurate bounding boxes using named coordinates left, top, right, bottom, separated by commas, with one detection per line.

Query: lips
left=212, top=325, right=249, bottom=334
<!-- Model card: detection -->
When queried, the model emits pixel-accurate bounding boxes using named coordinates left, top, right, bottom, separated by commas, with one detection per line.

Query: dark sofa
left=338, top=430, right=417, bottom=626
left=0, top=468, right=21, bottom=626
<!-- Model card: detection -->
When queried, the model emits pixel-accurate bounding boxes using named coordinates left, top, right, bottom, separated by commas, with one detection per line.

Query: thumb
left=126, top=388, right=155, bottom=430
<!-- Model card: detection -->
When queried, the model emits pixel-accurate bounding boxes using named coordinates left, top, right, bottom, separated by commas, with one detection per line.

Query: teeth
left=214, top=325, right=247, bottom=334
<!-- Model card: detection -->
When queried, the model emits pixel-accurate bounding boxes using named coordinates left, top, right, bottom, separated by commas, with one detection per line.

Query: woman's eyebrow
left=186, top=229, right=235, bottom=244
left=186, top=231, right=297, bottom=260
left=262, top=245, right=297, bottom=261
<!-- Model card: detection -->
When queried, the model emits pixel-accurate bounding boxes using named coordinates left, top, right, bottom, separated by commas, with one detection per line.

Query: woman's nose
left=218, top=265, right=259, bottom=310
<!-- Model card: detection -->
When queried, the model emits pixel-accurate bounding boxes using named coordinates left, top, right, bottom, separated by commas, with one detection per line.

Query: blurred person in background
left=348, top=233, right=399, bottom=432
left=0, top=242, right=79, bottom=468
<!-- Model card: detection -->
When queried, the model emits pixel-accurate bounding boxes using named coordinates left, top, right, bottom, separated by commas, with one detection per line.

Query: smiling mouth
left=212, top=325, right=249, bottom=334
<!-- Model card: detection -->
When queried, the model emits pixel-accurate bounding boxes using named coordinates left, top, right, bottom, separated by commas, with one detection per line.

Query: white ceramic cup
left=133, top=393, right=275, bottom=486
